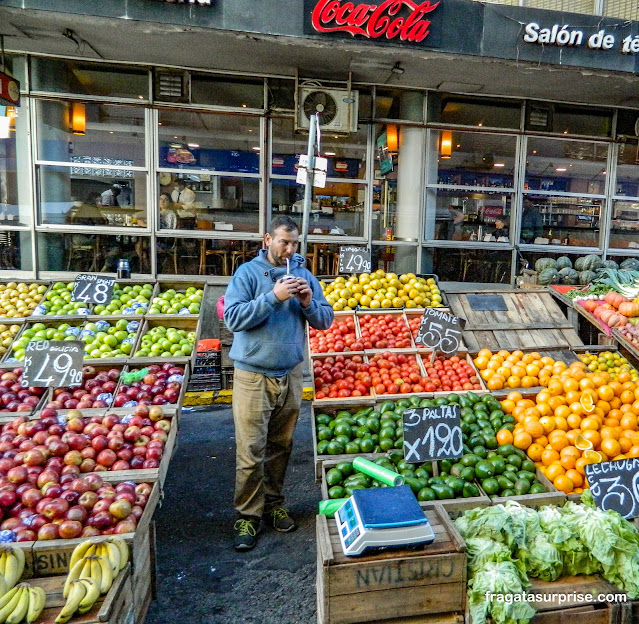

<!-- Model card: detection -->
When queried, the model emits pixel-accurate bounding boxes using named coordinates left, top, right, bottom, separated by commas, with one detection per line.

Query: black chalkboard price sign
left=22, top=341, right=84, bottom=388
left=403, top=404, right=463, bottom=463
left=71, top=274, right=115, bottom=305
left=414, top=308, right=466, bottom=355
left=584, top=459, right=639, bottom=519
left=338, top=246, right=371, bottom=274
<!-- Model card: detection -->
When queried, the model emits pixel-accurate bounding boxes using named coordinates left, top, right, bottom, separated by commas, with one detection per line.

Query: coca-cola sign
left=310, top=0, right=440, bottom=43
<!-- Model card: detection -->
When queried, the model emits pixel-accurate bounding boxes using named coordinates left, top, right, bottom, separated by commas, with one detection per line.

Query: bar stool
left=305, top=245, right=319, bottom=274
left=461, top=250, right=486, bottom=282
left=199, top=240, right=230, bottom=276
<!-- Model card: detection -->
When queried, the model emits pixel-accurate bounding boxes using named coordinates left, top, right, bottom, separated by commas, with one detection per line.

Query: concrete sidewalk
left=145, top=403, right=320, bottom=624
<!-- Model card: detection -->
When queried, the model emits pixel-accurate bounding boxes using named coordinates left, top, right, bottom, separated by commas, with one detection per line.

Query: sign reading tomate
left=311, top=0, right=440, bottom=42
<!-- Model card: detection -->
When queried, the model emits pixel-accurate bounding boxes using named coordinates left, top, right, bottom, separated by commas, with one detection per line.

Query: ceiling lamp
left=71, top=102, right=86, bottom=136
left=440, top=130, right=452, bottom=159
left=386, top=124, right=398, bottom=152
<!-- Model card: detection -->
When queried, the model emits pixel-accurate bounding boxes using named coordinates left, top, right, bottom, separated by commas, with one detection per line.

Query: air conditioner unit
left=296, top=87, right=358, bottom=133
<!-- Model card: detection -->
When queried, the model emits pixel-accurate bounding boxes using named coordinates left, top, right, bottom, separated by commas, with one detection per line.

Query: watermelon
left=581, top=255, right=602, bottom=271
left=555, top=256, right=572, bottom=270
left=535, top=258, right=557, bottom=273
left=559, top=268, right=579, bottom=285
left=579, top=270, right=596, bottom=285
left=538, top=269, right=560, bottom=285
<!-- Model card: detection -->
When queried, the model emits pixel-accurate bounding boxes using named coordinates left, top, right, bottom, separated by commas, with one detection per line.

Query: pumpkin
left=605, top=292, right=629, bottom=308
left=579, top=270, right=596, bottom=285
left=602, top=260, right=619, bottom=270
left=599, top=309, right=616, bottom=325
left=555, top=256, right=572, bottom=270
left=581, top=255, right=603, bottom=271
left=559, top=268, right=579, bottom=284
left=620, top=258, right=639, bottom=271
left=535, top=258, right=558, bottom=273
left=606, top=313, right=628, bottom=328
left=583, top=300, right=599, bottom=313
left=618, top=302, right=639, bottom=317
left=575, top=257, right=586, bottom=272
left=538, top=268, right=560, bottom=285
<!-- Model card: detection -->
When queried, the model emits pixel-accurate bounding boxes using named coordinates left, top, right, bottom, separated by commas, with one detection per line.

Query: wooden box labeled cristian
left=316, top=503, right=467, bottom=624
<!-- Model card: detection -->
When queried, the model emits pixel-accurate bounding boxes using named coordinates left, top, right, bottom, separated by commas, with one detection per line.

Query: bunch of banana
left=0, top=545, right=25, bottom=592
left=57, top=538, right=129, bottom=623
left=0, top=583, right=45, bottom=624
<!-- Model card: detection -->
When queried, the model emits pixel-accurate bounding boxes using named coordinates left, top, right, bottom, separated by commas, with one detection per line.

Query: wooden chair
left=67, top=236, right=99, bottom=272
left=200, top=240, right=230, bottom=276
left=157, top=239, right=178, bottom=274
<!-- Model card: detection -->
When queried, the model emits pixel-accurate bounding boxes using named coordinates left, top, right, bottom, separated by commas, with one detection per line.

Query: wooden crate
left=316, top=504, right=466, bottom=624
left=24, top=563, right=134, bottom=624
left=445, top=290, right=583, bottom=353
left=421, top=494, right=491, bottom=521
left=312, top=354, right=376, bottom=406
left=130, top=316, right=197, bottom=365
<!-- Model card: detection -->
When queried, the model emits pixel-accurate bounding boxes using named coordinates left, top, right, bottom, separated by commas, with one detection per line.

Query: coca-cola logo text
left=311, top=0, right=440, bottom=42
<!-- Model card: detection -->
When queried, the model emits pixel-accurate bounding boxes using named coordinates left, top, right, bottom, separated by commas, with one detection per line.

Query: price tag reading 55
left=414, top=308, right=466, bottom=355
left=22, top=341, right=84, bottom=388
left=403, top=404, right=463, bottom=463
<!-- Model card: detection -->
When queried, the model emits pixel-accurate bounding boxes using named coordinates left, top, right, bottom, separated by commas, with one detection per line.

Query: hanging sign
left=414, top=308, right=465, bottom=355
left=0, top=72, right=19, bottom=107
left=403, top=404, right=463, bottom=463
left=22, top=341, right=84, bottom=388
left=296, top=155, right=328, bottom=188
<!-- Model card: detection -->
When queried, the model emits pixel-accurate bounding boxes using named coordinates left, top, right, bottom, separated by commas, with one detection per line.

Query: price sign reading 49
left=403, top=404, right=463, bottom=463
left=338, top=246, right=371, bottom=274
left=414, top=308, right=466, bottom=355
left=71, top=274, right=115, bottom=305
left=22, top=341, right=84, bottom=388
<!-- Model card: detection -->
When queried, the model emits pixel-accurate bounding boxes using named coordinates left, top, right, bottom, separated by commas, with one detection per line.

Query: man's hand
left=294, top=278, right=312, bottom=308
left=273, top=278, right=300, bottom=302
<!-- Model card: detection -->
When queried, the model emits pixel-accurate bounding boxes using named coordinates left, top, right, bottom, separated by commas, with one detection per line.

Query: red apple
left=37, top=523, right=60, bottom=540
left=96, top=450, right=117, bottom=468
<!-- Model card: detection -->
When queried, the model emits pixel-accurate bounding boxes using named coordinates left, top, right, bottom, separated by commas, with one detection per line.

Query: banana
left=101, top=542, right=120, bottom=576
left=77, top=578, right=100, bottom=615
left=63, top=556, right=88, bottom=599
left=55, top=580, right=86, bottom=624
left=106, top=537, right=129, bottom=570
left=0, top=585, right=25, bottom=624
left=68, top=540, right=95, bottom=572
left=8, top=546, right=24, bottom=585
left=88, top=556, right=103, bottom=594
left=96, top=554, right=112, bottom=594
left=26, top=586, right=45, bottom=624
left=0, top=551, right=8, bottom=580
left=0, top=573, right=9, bottom=600
left=0, top=587, right=20, bottom=613
left=5, top=585, right=29, bottom=624
left=3, top=547, right=24, bottom=590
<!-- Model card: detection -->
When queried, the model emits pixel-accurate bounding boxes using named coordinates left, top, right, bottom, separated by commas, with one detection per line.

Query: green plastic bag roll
left=318, top=499, right=348, bottom=516
left=353, top=457, right=404, bottom=487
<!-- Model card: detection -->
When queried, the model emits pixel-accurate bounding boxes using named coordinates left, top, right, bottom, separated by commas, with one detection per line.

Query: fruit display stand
left=130, top=317, right=197, bottom=363
left=445, top=290, right=583, bottom=352
left=23, top=562, right=134, bottom=624
left=316, top=503, right=467, bottom=624
left=144, top=280, right=206, bottom=319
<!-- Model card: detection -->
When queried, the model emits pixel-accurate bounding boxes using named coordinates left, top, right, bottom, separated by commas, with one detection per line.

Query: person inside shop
left=493, top=216, right=509, bottom=240
left=68, top=192, right=108, bottom=245
left=521, top=198, right=543, bottom=243
left=224, top=216, right=333, bottom=552
left=159, top=193, right=178, bottom=230
left=171, top=179, right=196, bottom=206
left=100, top=184, right=121, bottom=207
left=447, top=204, right=465, bottom=240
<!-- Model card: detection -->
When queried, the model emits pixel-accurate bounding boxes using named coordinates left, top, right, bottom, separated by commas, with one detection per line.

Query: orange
left=554, top=416, right=569, bottom=432
left=554, top=405, right=571, bottom=420
left=600, top=426, right=619, bottom=440
left=539, top=416, right=556, bottom=434
left=621, top=390, right=635, bottom=404
left=546, top=462, right=566, bottom=481
left=609, top=380, right=623, bottom=396
left=563, top=378, right=579, bottom=393
left=580, top=417, right=599, bottom=431
left=527, top=443, right=544, bottom=462
left=474, top=357, right=489, bottom=370
left=554, top=474, right=574, bottom=494
left=496, top=429, right=514, bottom=446
left=620, top=436, right=633, bottom=453
left=539, top=356, right=554, bottom=366
left=580, top=378, right=595, bottom=391
left=548, top=381, right=564, bottom=397
left=511, top=365, right=527, bottom=379
left=596, top=400, right=611, bottom=415
left=560, top=453, right=577, bottom=470
left=548, top=396, right=567, bottom=410
left=592, top=372, right=610, bottom=387
left=621, top=414, right=638, bottom=431
left=497, top=366, right=512, bottom=378
left=507, top=391, right=523, bottom=403
left=565, top=391, right=582, bottom=405
left=598, top=385, right=614, bottom=402
left=536, top=390, right=551, bottom=405
left=506, top=376, right=522, bottom=389
left=600, top=438, right=622, bottom=458
left=565, top=469, right=584, bottom=487
left=512, top=350, right=524, bottom=359
left=575, top=457, right=589, bottom=475
left=501, top=399, right=515, bottom=414
left=478, top=348, right=493, bottom=359
left=560, top=445, right=580, bottom=460
left=526, top=364, right=541, bottom=377
left=521, top=376, right=538, bottom=388
left=517, top=399, right=536, bottom=409
left=542, top=448, right=560, bottom=466
left=567, top=413, right=583, bottom=430
left=566, top=429, right=580, bottom=444
left=550, top=434, right=569, bottom=452
left=536, top=402, right=552, bottom=417
left=487, top=377, right=504, bottom=391
left=536, top=434, right=549, bottom=448
left=581, top=430, right=601, bottom=448
left=524, top=407, right=542, bottom=420
left=513, top=430, right=532, bottom=450
left=628, top=445, right=639, bottom=458
left=618, top=370, right=632, bottom=384
left=524, top=420, right=544, bottom=438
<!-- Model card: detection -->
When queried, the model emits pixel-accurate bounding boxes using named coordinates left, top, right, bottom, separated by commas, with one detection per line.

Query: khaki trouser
left=232, top=364, right=303, bottom=520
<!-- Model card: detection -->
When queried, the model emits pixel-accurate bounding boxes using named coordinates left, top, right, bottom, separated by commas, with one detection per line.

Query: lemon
left=360, top=295, right=372, bottom=306
left=381, top=299, right=392, bottom=308
left=370, top=300, right=381, bottom=308
left=347, top=298, right=358, bottom=308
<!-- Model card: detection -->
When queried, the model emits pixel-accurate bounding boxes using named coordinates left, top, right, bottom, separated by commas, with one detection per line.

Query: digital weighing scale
left=335, top=485, right=435, bottom=556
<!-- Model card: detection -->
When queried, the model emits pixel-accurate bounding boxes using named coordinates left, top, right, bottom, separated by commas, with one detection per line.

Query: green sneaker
left=263, top=507, right=297, bottom=533
left=233, top=518, right=260, bottom=551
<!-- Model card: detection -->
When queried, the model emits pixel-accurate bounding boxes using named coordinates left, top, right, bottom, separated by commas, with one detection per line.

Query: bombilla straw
left=286, top=257, right=290, bottom=274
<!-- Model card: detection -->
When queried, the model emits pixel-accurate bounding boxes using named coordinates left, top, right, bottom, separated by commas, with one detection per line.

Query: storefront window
left=425, top=189, right=513, bottom=243
left=158, top=110, right=260, bottom=171
left=0, top=231, right=32, bottom=272
left=30, top=59, right=149, bottom=99
left=609, top=200, right=639, bottom=250
left=180, top=238, right=263, bottom=276
left=520, top=195, right=602, bottom=247
left=524, top=102, right=612, bottom=137
left=159, top=173, right=260, bottom=234
left=423, top=246, right=512, bottom=283
left=305, top=242, right=343, bottom=276
left=371, top=243, right=419, bottom=275
left=37, top=166, right=147, bottom=227
left=191, top=74, right=264, bottom=108
left=271, top=180, right=365, bottom=237
left=36, top=101, right=146, bottom=166
left=375, top=89, right=424, bottom=122
left=37, top=232, right=150, bottom=274
left=430, top=95, right=521, bottom=130
left=0, top=102, right=32, bottom=225
left=525, top=137, right=608, bottom=192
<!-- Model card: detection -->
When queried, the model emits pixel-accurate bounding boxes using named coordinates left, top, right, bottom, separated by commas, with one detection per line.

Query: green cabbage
left=520, top=532, right=563, bottom=582
left=465, top=537, right=526, bottom=578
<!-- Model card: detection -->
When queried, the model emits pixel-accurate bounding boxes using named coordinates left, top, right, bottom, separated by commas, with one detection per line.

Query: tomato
left=400, top=383, right=412, bottom=394
left=374, top=383, right=385, bottom=394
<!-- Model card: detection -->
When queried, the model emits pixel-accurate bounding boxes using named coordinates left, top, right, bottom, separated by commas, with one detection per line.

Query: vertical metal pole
left=300, top=115, right=317, bottom=259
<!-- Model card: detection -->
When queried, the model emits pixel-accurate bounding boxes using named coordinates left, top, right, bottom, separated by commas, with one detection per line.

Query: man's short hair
left=269, top=216, right=299, bottom=235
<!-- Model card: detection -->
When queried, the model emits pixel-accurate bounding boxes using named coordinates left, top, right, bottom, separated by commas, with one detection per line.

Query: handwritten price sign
left=585, top=459, right=639, bottom=519
left=338, top=246, right=371, bottom=274
left=414, top=308, right=465, bottom=355
left=22, top=341, right=84, bottom=388
left=71, top=274, right=115, bottom=305
left=403, top=404, right=463, bottom=463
